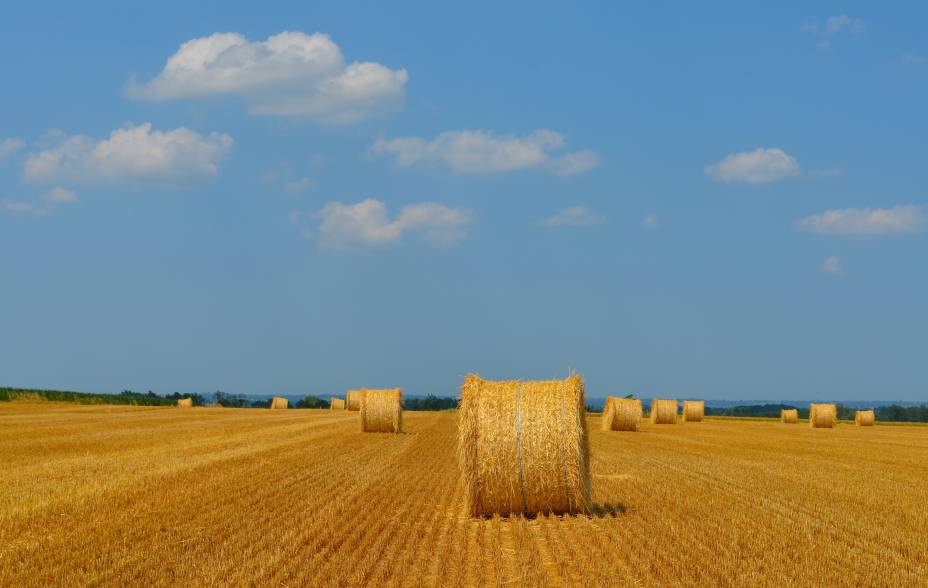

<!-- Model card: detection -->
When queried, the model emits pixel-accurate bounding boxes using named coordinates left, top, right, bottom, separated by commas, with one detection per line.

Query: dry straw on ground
left=176, top=398, right=193, bottom=408
left=457, top=374, right=591, bottom=517
left=330, top=398, right=346, bottom=410
left=650, top=399, right=677, bottom=424
left=856, top=409, right=875, bottom=427
left=270, top=397, right=289, bottom=410
left=682, top=400, right=705, bottom=423
left=346, top=390, right=365, bottom=411
left=809, top=403, right=837, bottom=428
left=359, top=388, right=403, bottom=433
left=781, top=409, right=798, bottom=424
left=601, top=397, right=642, bottom=431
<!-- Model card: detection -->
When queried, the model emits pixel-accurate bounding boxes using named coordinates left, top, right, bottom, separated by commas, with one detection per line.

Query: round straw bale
left=270, top=396, right=289, bottom=409
left=601, top=397, right=642, bottom=431
left=346, top=389, right=365, bottom=411
left=809, top=403, right=836, bottom=428
left=330, top=397, right=346, bottom=410
left=855, top=409, right=875, bottom=427
left=359, top=388, right=403, bottom=433
left=650, top=399, right=677, bottom=424
left=682, top=400, right=704, bottom=423
left=457, top=374, right=591, bottom=517
left=176, top=397, right=193, bottom=408
left=780, top=408, right=798, bottom=424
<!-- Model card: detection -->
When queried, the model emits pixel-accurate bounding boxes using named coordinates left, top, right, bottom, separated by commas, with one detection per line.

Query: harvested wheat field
left=2, top=403, right=927, bottom=587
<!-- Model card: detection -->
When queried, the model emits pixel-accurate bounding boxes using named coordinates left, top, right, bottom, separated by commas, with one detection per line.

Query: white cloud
left=127, top=31, right=408, bottom=124
left=643, top=213, right=659, bottom=229
left=705, top=148, right=800, bottom=184
left=796, top=205, right=927, bottom=236
left=1, top=187, right=79, bottom=216
left=539, top=206, right=605, bottom=227
left=45, top=186, right=78, bottom=204
left=371, top=129, right=598, bottom=175
left=823, top=256, right=844, bottom=275
left=0, top=138, right=25, bottom=160
left=23, top=123, right=232, bottom=185
left=313, top=199, right=471, bottom=249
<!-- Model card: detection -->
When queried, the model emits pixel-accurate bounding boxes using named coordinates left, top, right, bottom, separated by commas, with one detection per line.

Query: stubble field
left=1, top=403, right=927, bottom=587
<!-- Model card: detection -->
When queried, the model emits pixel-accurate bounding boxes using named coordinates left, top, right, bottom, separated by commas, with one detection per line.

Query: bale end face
left=601, top=397, right=642, bottom=432
left=780, top=409, right=798, bottom=424
left=809, top=403, right=837, bottom=428
left=855, top=409, right=875, bottom=427
left=330, top=397, right=346, bottom=410
left=346, top=389, right=365, bottom=411
left=650, top=399, right=678, bottom=424
left=682, top=400, right=705, bottom=423
left=176, top=398, right=193, bottom=408
left=270, top=396, right=289, bottom=410
left=359, top=388, right=403, bottom=433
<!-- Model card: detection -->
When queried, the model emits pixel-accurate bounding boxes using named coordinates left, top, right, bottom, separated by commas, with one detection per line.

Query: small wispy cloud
left=796, top=205, right=927, bottom=236
left=0, top=138, right=25, bottom=161
left=283, top=177, right=315, bottom=193
left=1, top=187, right=79, bottom=216
left=643, top=213, right=659, bottom=229
left=538, top=206, right=605, bottom=228
left=802, top=15, right=864, bottom=49
left=902, top=54, right=928, bottom=65
left=823, top=256, right=844, bottom=276
left=705, top=148, right=799, bottom=184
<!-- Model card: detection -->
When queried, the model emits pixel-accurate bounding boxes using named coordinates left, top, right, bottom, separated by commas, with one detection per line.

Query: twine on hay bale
left=809, top=403, right=836, bottom=428
left=269, top=396, right=289, bottom=410
left=330, top=397, right=346, bottom=410
left=855, top=409, right=875, bottom=427
left=457, top=374, right=591, bottom=517
left=601, top=397, right=642, bottom=431
left=176, top=398, right=193, bottom=408
left=780, top=409, right=798, bottom=424
left=682, top=400, right=704, bottom=423
left=359, top=388, right=403, bottom=433
left=346, top=390, right=365, bottom=411
left=650, top=399, right=677, bottom=424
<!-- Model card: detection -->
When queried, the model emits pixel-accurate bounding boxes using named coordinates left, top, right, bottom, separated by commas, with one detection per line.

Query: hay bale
left=855, top=409, right=875, bottom=427
left=330, top=397, right=346, bottom=410
left=270, top=396, right=289, bottom=410
left=650, top=399, right=677, bottom=424
left=359, top=388, right=403, bottom=433
left=809, top=403, right=836, bottom=428
left=682, top=400, right=704, bottom=423
left=457, top=374, right=591, bottom=517
left=346, top=389, right=365, bottom=411
left=780, top=409, right=798, bottom=424
left=176, top=398, right=193, bottom=408
left=601, top=397, right=642, bottom=431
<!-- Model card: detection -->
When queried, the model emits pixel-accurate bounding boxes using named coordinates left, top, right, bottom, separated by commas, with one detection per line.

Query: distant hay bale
left=682, top=400, right=704, bottom=423
left=601, top=397, right=642, bottom=431
left=650, top=399, right=677, bottom=424
left=359, top=388, right=403, bottom=433
left=330, top=397, right=346, bottom=410
left=176, top=398, right=193, bottom=408
left=346, top=390, right=365, bottom=411
left=270, top=396, right=289, bottom=410
left=780, top=409, right=798, bottom=424
left=809, top=403, right=837, bottom=428
left=457, top=374, right=591, bottom=517
left=855, top=409, right=875, bottom=427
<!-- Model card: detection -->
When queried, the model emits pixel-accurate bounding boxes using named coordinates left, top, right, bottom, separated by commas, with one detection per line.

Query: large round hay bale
left=359, top=388, right=403, bottom=433
left=346, top=389, right=365, bottom=411
left=650, top=399, right=677, bottom=424
left=457, top=374, right=591, bottom=517
left=601, top=397, right=642, bottom=431
left=176, top=398, right=193, bottom=408
left=682, top=400, right=704, bottom=423
left=809, top=403, right=836, bottom=428
left=780, top=409, right=798, bottom=424
left=330, top=397, right=346, bottom=410
left=270, top=396, right=289, bottom=410
left=855, top=409, right=875, bottom=427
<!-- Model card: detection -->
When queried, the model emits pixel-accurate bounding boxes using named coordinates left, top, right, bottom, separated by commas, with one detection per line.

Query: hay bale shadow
left=590, top=502, right=626, bottom=518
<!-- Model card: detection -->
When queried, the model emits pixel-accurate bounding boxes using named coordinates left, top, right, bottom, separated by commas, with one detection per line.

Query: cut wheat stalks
left=330, top=397, right=346, bottom=410
left=457, top=374, right=591, bottom=517
left=176, top=398, right=193, bottom=408
left=855, top=409, right=875, bottom=427
left=650, top=399, right=677, bottom=424
left=359, top=388, right=403, bottom=433
left=780, top=409, right=798, bottom=424
left=601, top=397, right=642, bottom=431
left=346, top=390, right=365, bottom=411
left=269, top=396, right=289, bottom=410
left=682, top=400, right=705, bottom=423
left=809, top=403, right=837, bottom=428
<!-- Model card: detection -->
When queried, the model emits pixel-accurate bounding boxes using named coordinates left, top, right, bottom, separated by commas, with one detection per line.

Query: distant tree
left=213, top=391, right=248, bottom=408
left=296, top=395, right=328, bottom=409
left=404, top=395, right=458, bottom=411
left=250, top=399, right=271, bottom=408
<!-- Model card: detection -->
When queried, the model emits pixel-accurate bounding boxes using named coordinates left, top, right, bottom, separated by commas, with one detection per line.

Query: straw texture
left=176, top=398, right=193, bottom=408
left=330, top=397, right=346, bottom=410
left=650, top=399, right=677, bottom=424
left=359, top=388, right=403, bottom=433
left=809, top=403, right=837, bottom=428
left=855, top=409, right=875, bottom=427
left=346, top=390, right=365, bottom=411
left=457, top=374, right=591, bottom=517
left=601, top=397, right=642, bottom=431
left=682, top=400, right=705, bottom=423
left=780, top=409, right=798, bottom=424
left=270, top=396, right=289, bottom=410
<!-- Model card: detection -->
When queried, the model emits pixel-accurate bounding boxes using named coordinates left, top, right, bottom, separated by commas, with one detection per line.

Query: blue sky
left=2, top=1, right=926, bottom=401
